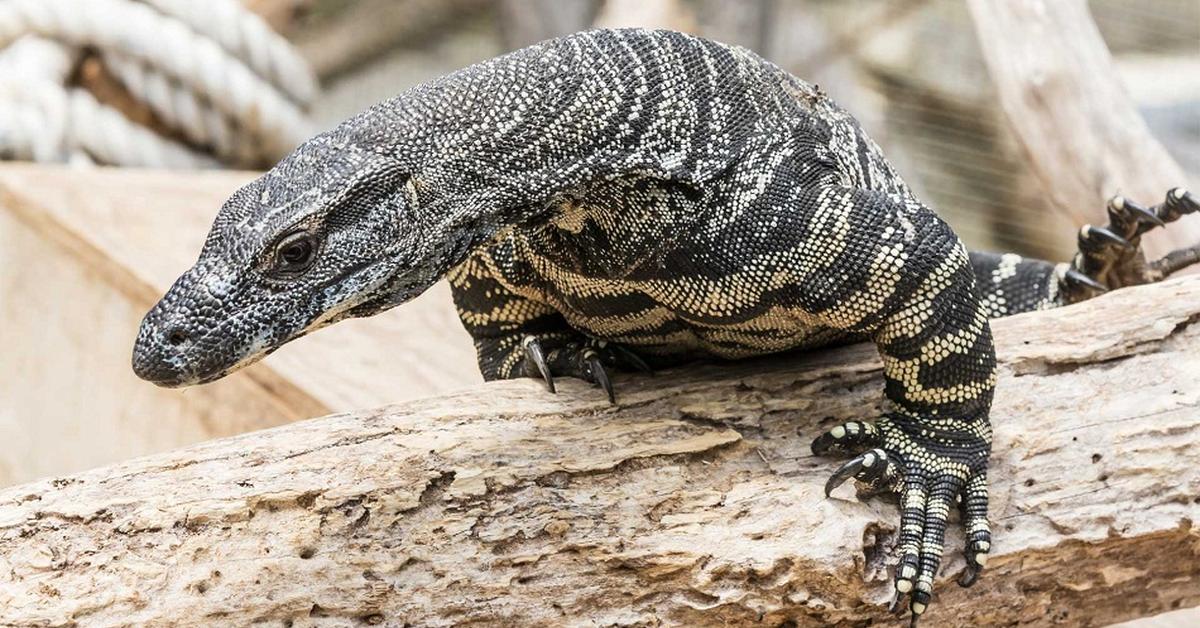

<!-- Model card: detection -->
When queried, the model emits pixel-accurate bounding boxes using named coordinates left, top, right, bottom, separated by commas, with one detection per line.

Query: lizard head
left=132, top=137, right=434, bottom=387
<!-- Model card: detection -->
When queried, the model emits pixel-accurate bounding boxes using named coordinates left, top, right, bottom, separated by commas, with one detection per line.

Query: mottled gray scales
left=132, top=28, right=1200, bottom=625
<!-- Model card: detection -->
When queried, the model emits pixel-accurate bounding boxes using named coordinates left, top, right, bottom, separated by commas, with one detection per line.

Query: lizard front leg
left=1058, top=188, right=1200, bottom=302
left=964, top=188, right=1199, bottom=319
left=793, top=187, right=994, bottom=624
left=448, top=251, right=649, bottom=402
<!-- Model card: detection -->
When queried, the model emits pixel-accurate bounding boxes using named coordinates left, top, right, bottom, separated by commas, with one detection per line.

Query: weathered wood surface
left=967, top=0, right=1200, bottom=259
left=0, top=164, right=478, bottom=486
left=2, top=276, right=1198, bottom=627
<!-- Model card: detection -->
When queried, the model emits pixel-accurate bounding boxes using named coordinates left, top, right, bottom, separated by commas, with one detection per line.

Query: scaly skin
left=132, top=29, right=1200, bottom=624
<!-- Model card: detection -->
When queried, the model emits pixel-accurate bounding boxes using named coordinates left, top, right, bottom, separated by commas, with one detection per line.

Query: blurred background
left=0, top=2, right=1196, bottom=624
left=3, top=0, right=1197, bottom=259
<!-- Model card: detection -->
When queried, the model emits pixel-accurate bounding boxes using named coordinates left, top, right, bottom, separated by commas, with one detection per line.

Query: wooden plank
left=0, top=164, right=479, bottom=486
left=0, top=275, right=1197, bottom=626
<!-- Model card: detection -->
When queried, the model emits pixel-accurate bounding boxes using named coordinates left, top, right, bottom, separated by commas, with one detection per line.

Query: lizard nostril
left=166, top=328, right=189, bottom=346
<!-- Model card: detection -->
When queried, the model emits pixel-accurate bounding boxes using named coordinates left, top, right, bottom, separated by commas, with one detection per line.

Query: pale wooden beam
left=0, top=164, right=478, bottom=486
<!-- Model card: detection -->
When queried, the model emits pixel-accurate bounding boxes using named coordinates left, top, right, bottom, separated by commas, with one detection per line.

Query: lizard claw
left=889, top=590, right=928, bottom=626
left=822, top=448, right=899, bottom=497
left=522, top=335, right=556, bottom=393
left=1061, top=189, right=1200, bottom=304
left=1080, top=225, right=1132, bottom=251
left=957, top=560, right=982, bottom=588
left=1063, top=268, right=1107, bottom=293
left=610, top=343, right=654, bottom=374
left=1108, top=195, right=1164, bottom=231
left=1161, top=187, right=1199, bottom=222
left=583, top=349, right=615, bottom=404
left=824, top=456, right=862, bottom=497
left=512, top=336, right=644, bottom=403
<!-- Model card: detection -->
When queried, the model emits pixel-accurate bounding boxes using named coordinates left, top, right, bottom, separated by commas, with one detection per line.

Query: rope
left=0, top=52, right=218, bottom=168
left=0, top=80, right=69, bottom=162
left=66, top=87, right=222, bottom=169
left=0, top=0, right=316, bottom=169
left=102, top=52, right=262, bottom=167
left=138, top=0, right=317, bottom=105
left=0, top=37, right=66, bottom=160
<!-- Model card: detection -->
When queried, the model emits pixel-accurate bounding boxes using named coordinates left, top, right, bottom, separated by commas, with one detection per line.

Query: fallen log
left=2, top=277, right=1199, bottom=626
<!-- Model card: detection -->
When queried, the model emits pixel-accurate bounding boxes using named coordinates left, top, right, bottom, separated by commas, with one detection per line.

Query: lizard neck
left=417, top=190, right=555, bottom=275
left=352, top=198, right=545, bottom=318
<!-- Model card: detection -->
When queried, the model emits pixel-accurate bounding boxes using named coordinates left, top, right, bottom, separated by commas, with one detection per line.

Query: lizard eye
left=274, top=232, right=318, bottom=274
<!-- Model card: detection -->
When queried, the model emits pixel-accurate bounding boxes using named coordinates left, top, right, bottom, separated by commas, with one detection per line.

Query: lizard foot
left=812, top=415, right=991, bottom=625
left=520, top=334, right=651, bottom=404
left=1061, top=188, right=1200, bottom=303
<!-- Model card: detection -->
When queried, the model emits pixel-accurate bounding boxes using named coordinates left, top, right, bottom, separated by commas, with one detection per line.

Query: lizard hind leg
left=1062, top=187, right=1200, bottom=303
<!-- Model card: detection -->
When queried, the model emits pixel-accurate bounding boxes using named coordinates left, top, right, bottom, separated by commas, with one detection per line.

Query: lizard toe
left=823, top=448, right=901, bottom=498
left=581, top=348, right=615, bottom=404
left=513, top=335, right=648, bottom=404
left=522, top=335, right=556, bottom=393
left=1061, top=188, right=1200, bottom=303
left=811, top=420, right=882, bottom=456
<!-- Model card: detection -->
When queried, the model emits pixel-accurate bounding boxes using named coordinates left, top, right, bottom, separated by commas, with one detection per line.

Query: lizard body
left=132, top=29, right=1199, bottom=623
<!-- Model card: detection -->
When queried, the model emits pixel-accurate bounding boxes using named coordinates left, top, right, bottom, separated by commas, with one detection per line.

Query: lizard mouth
left=132, top=267, right=390, bottom=388
left=134, top=331, right=289, bottom=388
left=131, top=290, right=300, bottom=388
left=134, top=248, right=409, bottom=388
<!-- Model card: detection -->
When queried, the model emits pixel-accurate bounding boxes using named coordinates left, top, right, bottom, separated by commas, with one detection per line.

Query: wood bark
left=2, top=277, right=1200, bottom=627
left=967, top=0, right=1200, bottom=259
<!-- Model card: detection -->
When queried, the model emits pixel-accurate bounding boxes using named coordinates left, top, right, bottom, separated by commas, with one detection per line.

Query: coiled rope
left=0, top=0, right=317, bottom=169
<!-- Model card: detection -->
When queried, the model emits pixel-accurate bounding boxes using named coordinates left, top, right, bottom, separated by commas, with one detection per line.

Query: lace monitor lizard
left=131, top=28, right=1199, bottom=624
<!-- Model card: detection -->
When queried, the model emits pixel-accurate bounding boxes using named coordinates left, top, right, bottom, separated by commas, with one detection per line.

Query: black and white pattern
left=131, top=29, right=1200, bottom=624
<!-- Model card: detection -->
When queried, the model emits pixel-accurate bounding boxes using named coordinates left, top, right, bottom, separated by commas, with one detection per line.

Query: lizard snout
left=132, top=264, right=302, bottom=388
left=131, top=314, right=196, bottom=387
